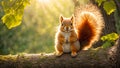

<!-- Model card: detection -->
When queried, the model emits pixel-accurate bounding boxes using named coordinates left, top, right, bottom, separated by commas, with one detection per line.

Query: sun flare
left=37, top=0, right=50, bottom=3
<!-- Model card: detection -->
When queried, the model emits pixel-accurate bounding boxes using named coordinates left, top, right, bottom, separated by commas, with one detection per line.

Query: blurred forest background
left=0, top=0, right=74, bottom=54
left=0, top=0, right=120, bottom=55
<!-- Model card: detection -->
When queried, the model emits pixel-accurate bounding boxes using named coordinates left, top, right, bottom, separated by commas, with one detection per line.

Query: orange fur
left=75, top=4, right=104, bottom=50
left=71, top=43, right=77, bottom=56
left=70, top=31, right=78, bottom=43
left=55, top=16, right=80, bottom=57
left=58, top=33, right=65, bottom=44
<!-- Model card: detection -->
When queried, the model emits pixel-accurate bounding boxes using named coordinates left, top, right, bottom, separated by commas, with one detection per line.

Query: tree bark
left=108, top=35, right=120, bottom=68
left=0, top=35, right=120, bottom=68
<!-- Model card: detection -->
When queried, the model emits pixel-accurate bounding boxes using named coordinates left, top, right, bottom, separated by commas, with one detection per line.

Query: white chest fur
left=61, top=32, right=71, bottom=53
left=63, top=43, right=71, bottom=53
left=61, top=32, right=71, bottom=41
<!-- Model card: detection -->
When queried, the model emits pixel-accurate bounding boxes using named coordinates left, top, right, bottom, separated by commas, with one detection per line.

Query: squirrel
left=55, top=16, right=80, bottom=57
left=55, top=4, right=104, bottom=57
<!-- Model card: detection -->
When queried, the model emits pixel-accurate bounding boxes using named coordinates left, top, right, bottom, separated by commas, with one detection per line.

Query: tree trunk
left=108, top=35, right=120, bottom=68
left=91, top=0, right=117, bottom=47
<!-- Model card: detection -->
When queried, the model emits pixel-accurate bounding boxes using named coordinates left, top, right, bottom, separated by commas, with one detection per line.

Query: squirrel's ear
left=60, top=15, right=64, bottom=23
left=71, top=15, right=74, bottom=23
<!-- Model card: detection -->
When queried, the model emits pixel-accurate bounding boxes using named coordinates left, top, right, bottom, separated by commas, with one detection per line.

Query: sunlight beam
left=37, top=0, right=50, bottom=3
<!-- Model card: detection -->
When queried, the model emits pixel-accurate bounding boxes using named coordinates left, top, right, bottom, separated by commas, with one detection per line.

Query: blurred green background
left=0, top=0, right=74, bottom=55
left=1, top=0, right=119, bottom=55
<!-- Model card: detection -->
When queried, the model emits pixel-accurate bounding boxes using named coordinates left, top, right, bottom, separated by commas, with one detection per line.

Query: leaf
left=95, top=0, right=106, bottom=6
left=1, top=0, right=30, bottom=29
left=2, top=13, right=21, bottom=29
left=101, top=33, right=119, bottom=41
left=102, top=41, right=112, bottom=48
left=101, top=36, right=107, bottom=41
left=103, top=1, right=116, bottom=15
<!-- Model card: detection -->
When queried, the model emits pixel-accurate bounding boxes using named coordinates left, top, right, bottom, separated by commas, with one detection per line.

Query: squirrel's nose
left=66, top=27, right=69, bottom=30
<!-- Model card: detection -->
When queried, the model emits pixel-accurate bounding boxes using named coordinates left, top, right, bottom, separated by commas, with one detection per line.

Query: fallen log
left=0, top=35, right=119, bottom=68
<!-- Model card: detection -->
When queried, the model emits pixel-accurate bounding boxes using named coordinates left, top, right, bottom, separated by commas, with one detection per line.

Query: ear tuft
left=71, top=15, right=74, bottom=23
left=60, top=15, right=64, bottom=23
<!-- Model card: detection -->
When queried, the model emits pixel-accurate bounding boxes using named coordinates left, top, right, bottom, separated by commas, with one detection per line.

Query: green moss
left=0, top=55, right=17, bottom=61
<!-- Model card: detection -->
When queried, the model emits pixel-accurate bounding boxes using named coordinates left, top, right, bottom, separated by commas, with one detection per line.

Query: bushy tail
left=74, top=4, right=104, bottom=50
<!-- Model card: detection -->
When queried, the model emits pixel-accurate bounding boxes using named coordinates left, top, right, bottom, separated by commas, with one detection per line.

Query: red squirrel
left=55, top=16, right=80, bottom=57
left=55, top=4, right=104, bottom=57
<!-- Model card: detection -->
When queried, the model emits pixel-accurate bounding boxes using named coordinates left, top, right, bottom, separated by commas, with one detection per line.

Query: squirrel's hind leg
left=71, top=41, right=80, bottom=57
left=55, top=43, right=63, bottom=57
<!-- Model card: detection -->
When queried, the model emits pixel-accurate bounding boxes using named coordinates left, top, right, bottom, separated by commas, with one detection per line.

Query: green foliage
left=0, top=0, right=74, bottom=54
left=103, top=1, right=116, bottom=15
left=102, top=41, right=112, bottom=48
left=1, top=0, right=29, bottom=29
left=101, top=33, right=119, bottom=41
left=95, top=0, right=106, bottom=6
left=101, top=33, right=119, bottom=48
left=95, top=0, right=116, bottom=15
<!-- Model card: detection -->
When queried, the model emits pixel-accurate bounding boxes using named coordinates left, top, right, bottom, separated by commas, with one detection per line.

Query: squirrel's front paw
left=56, top=52, right=63, bottom=57
left=71, top=52, right=77, bottom=57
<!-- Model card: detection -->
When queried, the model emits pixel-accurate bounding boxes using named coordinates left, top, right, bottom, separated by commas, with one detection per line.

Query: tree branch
left=0, top=35, right=120, bottom=68
left=1, top=35, right=120, bottom=68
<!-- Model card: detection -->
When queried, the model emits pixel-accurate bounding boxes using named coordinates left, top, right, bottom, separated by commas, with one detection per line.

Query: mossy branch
left=0, top=35, right=120, bottom=68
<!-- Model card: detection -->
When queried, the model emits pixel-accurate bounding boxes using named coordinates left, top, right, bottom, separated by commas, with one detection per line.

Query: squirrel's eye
left=61, top=23, right=64, bottom=26
left=71, top=23, right=72, bottom=26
